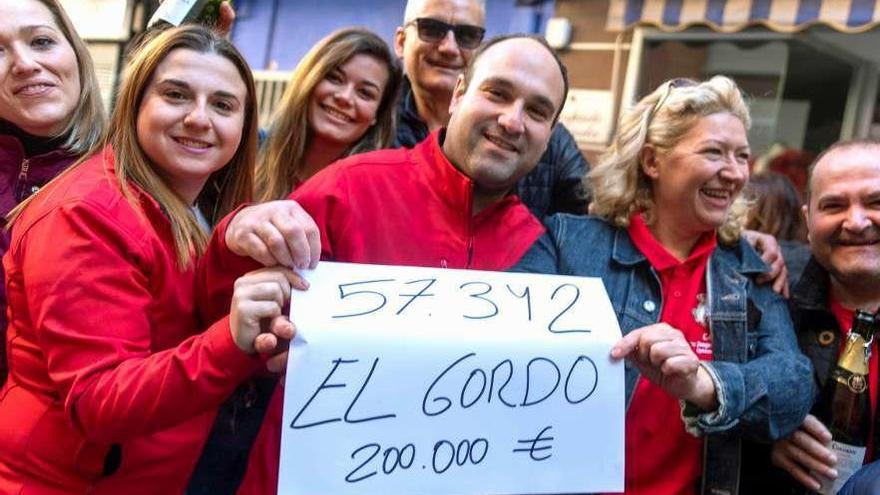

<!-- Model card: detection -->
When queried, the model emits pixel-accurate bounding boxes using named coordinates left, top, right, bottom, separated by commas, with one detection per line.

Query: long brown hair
left=10, top=25, right=257, bottom=268
left=256, top=28, right=402, bottom=201
left=113, top=25, right=256, bottom=266
left=9, top=0, right=106, bottom=154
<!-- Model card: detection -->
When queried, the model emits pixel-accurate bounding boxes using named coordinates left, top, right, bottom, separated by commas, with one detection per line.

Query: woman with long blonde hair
left=256, top=27, right=402, bottom=201
left=0, top=25, right=296, bottom=494
left=514, top=76, right=813, bottom=494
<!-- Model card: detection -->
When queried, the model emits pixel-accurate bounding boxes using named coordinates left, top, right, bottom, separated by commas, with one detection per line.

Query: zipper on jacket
left=465, top=181, right=474, bottom=268
left=15, top=158, right=30, bottom=201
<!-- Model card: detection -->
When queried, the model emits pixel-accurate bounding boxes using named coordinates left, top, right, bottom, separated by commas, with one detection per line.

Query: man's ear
left=640, top=144, right=660, bottom=179
left=394, top=27, right=406, bottom=59
left=448, top=75, right=467, bottom=114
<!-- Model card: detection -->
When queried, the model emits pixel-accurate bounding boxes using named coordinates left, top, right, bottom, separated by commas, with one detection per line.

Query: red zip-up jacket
left=0, top=147, right=261, bottom=494
left=212, top=130, right=545, bottom=494
left=0, top=132, right=79, bottom=385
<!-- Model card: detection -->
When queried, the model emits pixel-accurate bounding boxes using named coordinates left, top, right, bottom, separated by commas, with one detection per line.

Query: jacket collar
left=415, top=129, right=474, bottom=218
left=0, top=132, right=75, bottom=165
left=791, top=256, right=831, bottom=311
left=611, top=226, right=647, bottom=266
left=610, top=224, right=768, bottom=275
left=397, top=76, right=429, bottom=140
left=397, top=76, right=425, bottom=125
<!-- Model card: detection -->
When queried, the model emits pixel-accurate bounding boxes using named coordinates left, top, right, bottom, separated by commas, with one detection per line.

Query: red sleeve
left=291, top=165, right=357, bottom=262
left=19, top=202, right=260, bottom=443
left=197, top=204, right=263, bottom=326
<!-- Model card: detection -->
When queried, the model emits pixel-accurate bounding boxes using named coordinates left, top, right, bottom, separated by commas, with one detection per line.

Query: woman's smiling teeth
left=323, top=104, right=353, bottom=123
left=700, top=187, right=731, bottom=200
left=174, top=137, right=211, bottom=149
left=15, top=83, right=54, bottom=96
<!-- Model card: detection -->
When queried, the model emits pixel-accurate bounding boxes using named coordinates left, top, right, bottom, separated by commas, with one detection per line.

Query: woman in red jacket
left=0, top=0, right=107, bottom=384
left=255, top=27, right=402, bottom=201
left=0, top=25, right=297, bottom=494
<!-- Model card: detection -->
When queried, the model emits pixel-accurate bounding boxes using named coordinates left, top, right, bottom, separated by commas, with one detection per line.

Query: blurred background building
left=62, top=0, right=880, bottom=164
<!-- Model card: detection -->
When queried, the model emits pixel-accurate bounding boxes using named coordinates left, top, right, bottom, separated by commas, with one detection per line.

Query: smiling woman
left=0, top=25, right=299, bottom=494
left=256, top=27, right=402, bottom=201
left=0, top=0, right=106, bottom=385
left=512, top=76, right=814, bottom=495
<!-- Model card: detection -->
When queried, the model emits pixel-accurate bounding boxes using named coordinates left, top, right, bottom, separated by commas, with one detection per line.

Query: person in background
left=745, top=171, right=807, bottom=243
left=766, top=140, right=880, bottom=493
left=256, top=27, right=402, bottom=200
left=0, top=0, right=106, bottom=385
left=745, top=171, right=811, bottom=281
left=186, top=28, right=401, bottom=495
left=393, top=0, right=589, bottom=218
left=512, top=76, right=813, bottom=495
left=0, top=25, right=298, bottom=494
left=197, top=33, right=568, bottom=494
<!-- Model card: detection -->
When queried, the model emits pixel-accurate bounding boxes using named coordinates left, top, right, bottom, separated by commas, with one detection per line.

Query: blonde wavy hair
left=589, top=75, right=751, bottom=245
left=256, top=28, right=402, bottom=201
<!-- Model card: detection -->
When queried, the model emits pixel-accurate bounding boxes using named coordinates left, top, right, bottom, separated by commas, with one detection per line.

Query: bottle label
left=847, top=374, right=867, bottom=394
left=149, top=0, right=199, bottom=27
left=817, top=441, right=866, bottom=494
left=831, top=367, right=868, bottom=394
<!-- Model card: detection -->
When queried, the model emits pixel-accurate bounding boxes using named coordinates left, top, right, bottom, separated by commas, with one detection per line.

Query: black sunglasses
left=407, top=17, right=486, bottom=50
left=648, top=77, right=698, bottom=121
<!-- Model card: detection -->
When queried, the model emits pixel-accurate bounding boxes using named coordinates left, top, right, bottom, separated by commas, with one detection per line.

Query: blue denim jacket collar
left=610, top=225, right=768, bottom=275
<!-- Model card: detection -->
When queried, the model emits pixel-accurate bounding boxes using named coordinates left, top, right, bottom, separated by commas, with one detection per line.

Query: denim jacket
left=512, top=214, right=814, bottom=495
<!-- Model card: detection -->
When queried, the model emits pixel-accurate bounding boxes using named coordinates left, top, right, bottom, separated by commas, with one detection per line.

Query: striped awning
left=607, top=0, right=880, bottom=33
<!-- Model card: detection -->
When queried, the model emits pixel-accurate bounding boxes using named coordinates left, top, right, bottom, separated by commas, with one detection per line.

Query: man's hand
left=611, top=323, right=717, bottom=411
left=225, top=200, right=321, bottom=269
left=771, top=414, right=837, bottom=491
left=742, top=230, right=789, bottom=297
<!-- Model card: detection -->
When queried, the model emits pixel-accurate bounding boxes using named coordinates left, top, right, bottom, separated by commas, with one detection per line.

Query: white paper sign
left=280, top=262, right=624, bottom=495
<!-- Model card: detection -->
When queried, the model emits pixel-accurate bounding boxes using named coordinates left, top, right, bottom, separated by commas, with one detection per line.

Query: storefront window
left=637, top=34, right=856, bottom=157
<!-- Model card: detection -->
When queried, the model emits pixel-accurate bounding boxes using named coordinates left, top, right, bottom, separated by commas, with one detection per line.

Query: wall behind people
left=230, top=0, right=553, bottom=70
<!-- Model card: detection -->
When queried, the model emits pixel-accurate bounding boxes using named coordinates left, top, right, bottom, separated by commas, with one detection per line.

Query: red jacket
left=0, top=147, right=261, bottom=494
left=228, top=130, right=544, bottom=494
left=0, top=131, right=79, bottom=385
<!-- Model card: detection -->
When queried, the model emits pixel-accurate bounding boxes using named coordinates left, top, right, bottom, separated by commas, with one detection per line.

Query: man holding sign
left=201, top=33, right=569, bottom=493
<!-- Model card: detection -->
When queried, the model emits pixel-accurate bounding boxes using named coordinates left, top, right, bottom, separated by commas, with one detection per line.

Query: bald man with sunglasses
left=392, top=0, right=590, bottom=220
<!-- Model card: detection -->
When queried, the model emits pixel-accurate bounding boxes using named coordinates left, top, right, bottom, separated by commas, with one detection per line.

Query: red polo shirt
left=622, top=214, right=716, bottom=495
left=828, top=299, right=878, bottom=461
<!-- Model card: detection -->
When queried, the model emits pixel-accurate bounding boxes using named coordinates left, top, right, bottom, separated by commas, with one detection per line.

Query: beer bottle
left=148, top=0, right=230, bottom=29
left=812, top=309, right=876, bottom=494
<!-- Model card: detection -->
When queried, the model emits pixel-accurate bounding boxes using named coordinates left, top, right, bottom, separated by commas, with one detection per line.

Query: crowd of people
left=0, top=0, right=878, bottom=494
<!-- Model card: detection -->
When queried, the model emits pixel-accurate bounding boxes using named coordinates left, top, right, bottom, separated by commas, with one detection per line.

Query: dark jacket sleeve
left=516, top=123, right=589, bottom=219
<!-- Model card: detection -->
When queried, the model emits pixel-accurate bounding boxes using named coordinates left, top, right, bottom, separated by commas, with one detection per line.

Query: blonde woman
left=513, top=76, right=813, bottom=495
left=257, top=27, right=402, bottom=201
left=0, top=0, right=106, bottom=383
left=0, top=26, right=297, bottom=494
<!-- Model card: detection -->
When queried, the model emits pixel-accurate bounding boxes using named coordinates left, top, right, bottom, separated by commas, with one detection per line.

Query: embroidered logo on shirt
left=692, top=293, right=709, bottom=328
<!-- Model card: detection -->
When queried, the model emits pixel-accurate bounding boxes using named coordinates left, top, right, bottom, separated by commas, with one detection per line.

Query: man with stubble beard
left=392, top=0, right=590, bottom=219
left=751, top=140, right=880, bottom=493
